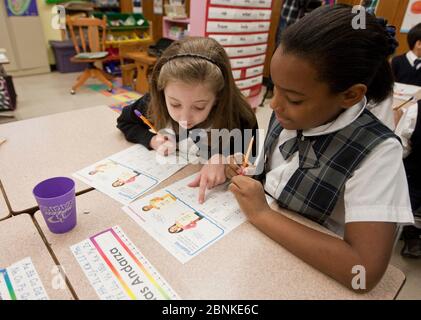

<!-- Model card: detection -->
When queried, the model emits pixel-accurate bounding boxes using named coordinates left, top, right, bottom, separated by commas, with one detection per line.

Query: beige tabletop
left=0, top=183, right=10, bottom=220
left=34, top=166, right=404, bottom=300
left=0, top=106, right=132, bottom=213
left=0, top=214, right=74, bottom=299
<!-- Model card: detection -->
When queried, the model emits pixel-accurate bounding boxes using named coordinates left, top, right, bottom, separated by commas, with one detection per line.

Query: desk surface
left=35, top=166, right=404, bottom=300
left=124, top=51, right=157, bottom=64
left=0, top=184, right=9, bottom=220
left=0, top=215, right=74, bottom=299
left=0, top=106, right=132, bottom=213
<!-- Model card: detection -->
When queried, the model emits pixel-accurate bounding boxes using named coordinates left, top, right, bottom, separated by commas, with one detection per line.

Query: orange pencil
left=242, top=136, right=254, bottom=169
left=134, top=109, right=158, bottom=134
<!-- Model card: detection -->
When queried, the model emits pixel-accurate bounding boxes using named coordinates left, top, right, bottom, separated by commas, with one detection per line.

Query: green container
left=92, top=12, right=149, bottom=31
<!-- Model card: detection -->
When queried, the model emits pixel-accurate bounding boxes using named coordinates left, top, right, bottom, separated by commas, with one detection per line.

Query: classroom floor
left=1, top=71, right=420, bottom=299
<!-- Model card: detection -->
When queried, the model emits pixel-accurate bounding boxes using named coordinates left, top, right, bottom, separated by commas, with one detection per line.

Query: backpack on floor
left=0, top=75, right=17, bottom=111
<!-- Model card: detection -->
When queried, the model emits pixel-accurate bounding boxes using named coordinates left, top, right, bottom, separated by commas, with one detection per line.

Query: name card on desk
left=71, top=226, right=179, bottom=300
left=0, top=257, right=49, bottom=300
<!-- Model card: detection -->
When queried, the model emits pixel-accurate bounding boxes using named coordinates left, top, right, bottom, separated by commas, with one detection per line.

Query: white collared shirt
left=366, top=94, right=395, bottom=130
left=395, top=102, right=419, bottom=158
left=406, top=51, right=421, bottom=70
left=264, top=98, right=414, bottom=236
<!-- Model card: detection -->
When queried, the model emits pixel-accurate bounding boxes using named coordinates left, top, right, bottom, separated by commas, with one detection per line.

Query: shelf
left=93, top=5, right=120, bottom=10
left=92, top=12, right=150, bottom=29
left=108, top=25, right=150, bottom=31
left=163, top=16, right=190, bottom=41
left=163, top=17, right=190, bottom=24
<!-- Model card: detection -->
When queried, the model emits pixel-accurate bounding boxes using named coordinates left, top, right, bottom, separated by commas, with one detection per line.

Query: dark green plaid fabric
left=256, top=109, right=399, bottom=225
left=279, top=130, right=319, bottom=169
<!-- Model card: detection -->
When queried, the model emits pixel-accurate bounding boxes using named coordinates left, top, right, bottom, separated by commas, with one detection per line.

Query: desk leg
left=135, top=62, right=150, bottom=94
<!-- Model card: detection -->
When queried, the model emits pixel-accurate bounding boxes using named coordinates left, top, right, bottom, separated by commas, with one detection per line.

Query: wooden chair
left=119, top=42, right=151, bottom=89
left=67, top=16, right=113, bottom=94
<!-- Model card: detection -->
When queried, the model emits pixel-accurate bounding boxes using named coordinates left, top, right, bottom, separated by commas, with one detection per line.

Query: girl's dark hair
left=281, top=5, right=394, bottom=104
left=408, top=23, right=421, bottom=50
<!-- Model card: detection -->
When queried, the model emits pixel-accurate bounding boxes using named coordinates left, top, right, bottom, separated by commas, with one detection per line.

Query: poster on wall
left=5, top=0, right=38, bottom=16
left=401, top=0, right=421, bottom=33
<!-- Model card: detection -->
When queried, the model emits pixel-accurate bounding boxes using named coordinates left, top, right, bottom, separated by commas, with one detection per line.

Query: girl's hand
left=393, top=108, right=404, bottom=127
left=188, top=154, right=226, bottom=204
left=150, top=134, right=176, bottom=156
left=229, top=175, right=271, bottom=222
left=225, top=153, right=256, bottom=179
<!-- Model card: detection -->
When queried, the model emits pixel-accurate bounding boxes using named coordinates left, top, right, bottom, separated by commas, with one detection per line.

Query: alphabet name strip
left=71, top=226, right=179, bottom=300
left=0, top=257, right=49, bottom=300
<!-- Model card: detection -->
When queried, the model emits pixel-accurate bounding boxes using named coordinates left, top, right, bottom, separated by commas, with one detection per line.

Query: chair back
left=67, top=16, right=107, bottom=54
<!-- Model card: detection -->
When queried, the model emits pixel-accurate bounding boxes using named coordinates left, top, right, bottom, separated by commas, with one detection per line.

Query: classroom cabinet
left=0, top=1, right=50, bottom=76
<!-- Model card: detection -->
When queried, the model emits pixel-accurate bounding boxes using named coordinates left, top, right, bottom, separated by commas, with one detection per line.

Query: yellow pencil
left=393, top=89, right=421, bottom=111
left=134, top=109, right=157, bottom=134
left=393, top=97, right=414, bottom=111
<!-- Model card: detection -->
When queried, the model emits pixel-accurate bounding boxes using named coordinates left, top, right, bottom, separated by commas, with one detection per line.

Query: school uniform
left=395, top=101, right=421, bottom=257
left=116, top=93, right=259, bottom=162
left=395, top=101, right=421, bottom=210
left=366, top=94, right=395, bottom=130
left=391, top=51, right=421, bottom=87
left=255, top=97, right=414, bottom=236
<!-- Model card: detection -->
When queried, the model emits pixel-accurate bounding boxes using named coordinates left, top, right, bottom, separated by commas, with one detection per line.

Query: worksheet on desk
left=0, top=257, right=49, bottom=300
left=394, top=82, right=421, bottom=100
left=74, top=145, right=186, bottom=205
left=123, top=174, right=258, bottom=263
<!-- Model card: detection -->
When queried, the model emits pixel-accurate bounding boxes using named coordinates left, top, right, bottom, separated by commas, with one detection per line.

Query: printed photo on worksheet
left=74, top=145, right=186, bottom=205
left=123, top=174, right=257, bottom=263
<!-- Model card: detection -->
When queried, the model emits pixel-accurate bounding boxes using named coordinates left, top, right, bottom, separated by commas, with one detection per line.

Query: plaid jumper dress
left=255, top=109, right=399, bottom=225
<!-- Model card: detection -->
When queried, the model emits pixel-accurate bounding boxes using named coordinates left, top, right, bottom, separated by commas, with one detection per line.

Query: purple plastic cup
left=33, top=177, right=77, bottom=234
